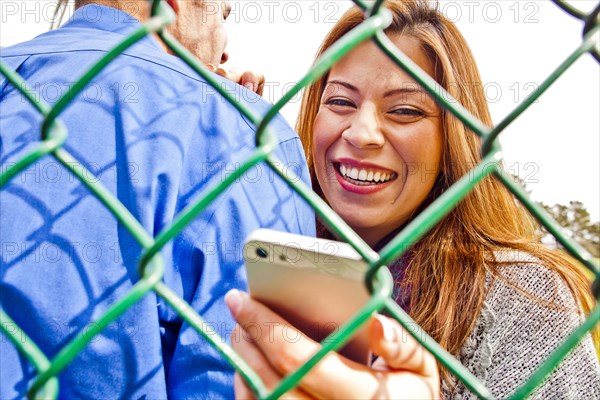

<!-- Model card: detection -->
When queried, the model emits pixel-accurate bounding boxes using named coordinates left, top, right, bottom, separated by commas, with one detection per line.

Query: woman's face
left=313, top=35, right=443, bottom=247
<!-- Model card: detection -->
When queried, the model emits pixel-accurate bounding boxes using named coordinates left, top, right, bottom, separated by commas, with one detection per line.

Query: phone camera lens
left=256, top=247, right=268, bottom=258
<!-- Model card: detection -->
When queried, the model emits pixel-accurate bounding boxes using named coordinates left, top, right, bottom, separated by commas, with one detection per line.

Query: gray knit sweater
left=442, top=252, right=600, bottom=399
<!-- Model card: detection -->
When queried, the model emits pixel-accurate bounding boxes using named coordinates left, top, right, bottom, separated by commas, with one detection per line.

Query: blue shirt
left=0, top=5, right=315, bottom=399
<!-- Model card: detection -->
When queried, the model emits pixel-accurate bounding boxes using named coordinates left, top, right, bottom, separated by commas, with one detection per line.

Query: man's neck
left=75, top=0, right=151, bottom=23
left=75, top=0, right=177, bottom=54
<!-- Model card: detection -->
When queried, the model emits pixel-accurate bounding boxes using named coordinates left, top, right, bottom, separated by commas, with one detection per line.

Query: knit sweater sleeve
left=445, top=253, right=600, bottom=400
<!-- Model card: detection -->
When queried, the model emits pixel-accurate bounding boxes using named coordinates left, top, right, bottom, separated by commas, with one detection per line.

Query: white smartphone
left=243, top=228, right=377, bottom=364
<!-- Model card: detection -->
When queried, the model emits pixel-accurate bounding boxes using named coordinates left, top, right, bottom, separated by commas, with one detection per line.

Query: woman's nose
left=341, top=106, right=385, bottom=149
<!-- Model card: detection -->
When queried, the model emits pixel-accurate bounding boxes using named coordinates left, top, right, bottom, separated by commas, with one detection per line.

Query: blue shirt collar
left=62, top=4, right=163, bottom=51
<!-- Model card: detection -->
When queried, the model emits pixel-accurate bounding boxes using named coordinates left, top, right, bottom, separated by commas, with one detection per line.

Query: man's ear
left=166, top=0, right=179, bottom=13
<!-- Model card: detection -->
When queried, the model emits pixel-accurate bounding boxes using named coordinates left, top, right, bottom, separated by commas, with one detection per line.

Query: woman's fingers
left=369, top=315, right=438, bottom=378
left=231, top=327, right=273, bottom=399
left=230, top=317, right=311, bottom=399
left=369, top=315, right=440, bottom=399
left=213, top=66, right=265, bottom=95
left=239, top=70, right=265, bottom=95
left=226, top=290, right=387, bottom=399
left=234, top=373, right=256, bottom=400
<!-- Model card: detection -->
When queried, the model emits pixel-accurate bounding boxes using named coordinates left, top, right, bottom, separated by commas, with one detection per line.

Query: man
left=0, top=0, right=314, bottom=398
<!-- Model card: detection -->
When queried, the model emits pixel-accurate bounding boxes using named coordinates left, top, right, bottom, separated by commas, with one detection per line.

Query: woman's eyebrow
left=383, top=86, right=429, bottom=98
left=325, top=80, right=359, bottom=92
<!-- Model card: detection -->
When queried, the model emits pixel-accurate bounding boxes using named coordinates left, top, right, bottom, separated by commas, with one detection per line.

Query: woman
left=228, top=0, right=599, bottom=398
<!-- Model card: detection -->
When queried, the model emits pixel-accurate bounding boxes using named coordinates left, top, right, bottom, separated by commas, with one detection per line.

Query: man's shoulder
left=0, top=12, right=299, bottom=145
left=1, top=27, right=276, bottom=113
left=1, top=25, right=189, bottom=78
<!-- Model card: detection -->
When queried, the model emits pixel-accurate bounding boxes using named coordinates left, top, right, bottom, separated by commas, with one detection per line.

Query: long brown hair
left=296, top=0, right=597, bottom=380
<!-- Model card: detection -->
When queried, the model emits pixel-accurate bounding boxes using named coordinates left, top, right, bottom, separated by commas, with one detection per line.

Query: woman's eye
left=389, top=108, right=425, bottom=120
left=325, top=98, right=355, bottom=108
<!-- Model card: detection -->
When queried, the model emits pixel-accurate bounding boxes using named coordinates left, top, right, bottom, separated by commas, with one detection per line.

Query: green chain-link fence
left=1, top=0, right=598, bottom=398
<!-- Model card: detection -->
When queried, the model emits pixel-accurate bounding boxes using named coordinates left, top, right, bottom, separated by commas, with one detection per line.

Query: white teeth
left=338, top=163, right=393, bottom=184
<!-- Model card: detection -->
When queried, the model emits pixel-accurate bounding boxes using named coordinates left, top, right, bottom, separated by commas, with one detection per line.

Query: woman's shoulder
left=446, top=250, right=599, bottom=399
left=484, top=250, right=581, bottom=311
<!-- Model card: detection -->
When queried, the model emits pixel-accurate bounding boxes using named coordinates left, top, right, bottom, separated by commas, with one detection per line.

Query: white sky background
left=1, top=0, right=599, bottom=220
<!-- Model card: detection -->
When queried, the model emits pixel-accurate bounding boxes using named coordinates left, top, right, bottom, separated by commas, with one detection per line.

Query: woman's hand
left=225, top=289, right=440, bottom=399
left=206, top=64, right=265, bottom=96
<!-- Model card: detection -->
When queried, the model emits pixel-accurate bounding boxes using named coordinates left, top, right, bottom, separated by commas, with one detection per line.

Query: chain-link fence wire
left=0, top=0, right=598, bottom=398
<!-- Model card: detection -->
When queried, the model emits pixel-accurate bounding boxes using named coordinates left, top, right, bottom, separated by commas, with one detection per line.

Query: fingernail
left=205, top=63, right=216, bottom=72
left=374, top=315, right=397, bottom=342
left=225, top=289, right=244, bottom=317
left=244, top=82, right=256, bottom=92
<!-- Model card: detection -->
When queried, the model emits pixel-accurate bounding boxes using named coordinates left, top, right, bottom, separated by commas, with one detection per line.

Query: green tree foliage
left=542, top=201, right=600, bottom=258
left=510, top=174, right=599, bottom=257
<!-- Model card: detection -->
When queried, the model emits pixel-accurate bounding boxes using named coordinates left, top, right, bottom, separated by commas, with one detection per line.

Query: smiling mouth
left=335, top=162, right=397, bottom=186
